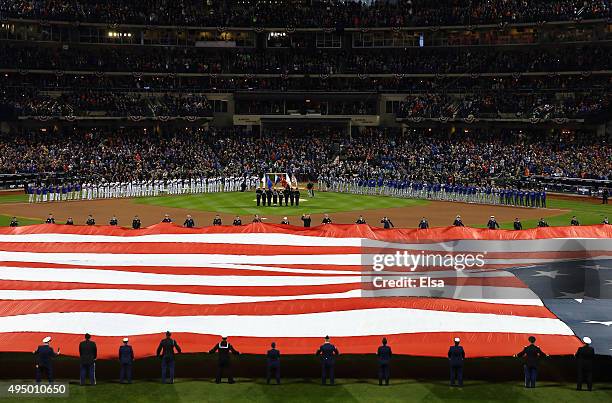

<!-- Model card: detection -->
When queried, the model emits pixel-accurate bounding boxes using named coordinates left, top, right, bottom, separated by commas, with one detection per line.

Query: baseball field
left=1, top=189, right=611, bottom=403
left=0, top=190, right=609, bottom=229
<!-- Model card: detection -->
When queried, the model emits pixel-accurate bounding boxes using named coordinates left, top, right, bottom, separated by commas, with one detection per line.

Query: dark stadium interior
left=0, top=0, right=611, bottom=396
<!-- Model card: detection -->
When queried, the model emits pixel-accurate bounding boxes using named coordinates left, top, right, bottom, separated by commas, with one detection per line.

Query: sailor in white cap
left=34, top=336, right=60, bottom=383
left=119, top=337, right=134, bottom=384
left=448, top=337, right=465, bottom=386
left=209, top=336, right=240, bottom=383
left=487, top=215, right=499, bottom=230
left=575, top=336, right=595, bottom=391
left=281, top=217, right=290, bottom=225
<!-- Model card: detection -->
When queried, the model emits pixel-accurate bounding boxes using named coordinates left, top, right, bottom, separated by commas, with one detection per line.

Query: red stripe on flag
left=0, top=331, right=581, bottom=359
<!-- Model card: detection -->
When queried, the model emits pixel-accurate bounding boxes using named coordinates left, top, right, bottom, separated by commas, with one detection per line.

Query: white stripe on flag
left=0, top=309, right=575, bottom=337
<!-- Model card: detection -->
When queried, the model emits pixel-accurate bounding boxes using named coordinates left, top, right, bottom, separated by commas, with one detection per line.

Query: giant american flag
left=0, top=223, right=611, bottom=359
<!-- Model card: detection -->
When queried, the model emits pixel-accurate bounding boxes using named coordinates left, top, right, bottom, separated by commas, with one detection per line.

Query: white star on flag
left=532, top=270, right=568, bottom=279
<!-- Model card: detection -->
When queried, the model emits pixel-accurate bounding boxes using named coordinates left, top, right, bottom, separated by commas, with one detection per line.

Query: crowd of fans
left=0, top=127, right=609, bottom=185
left=398, top=92, right=610, bottom=120
left=3, top=87, right=607, bottom=120
left=3, top=44, right=611, bottom=75
left=0, top=90, right=213, bottom=117
left=2, top=72, right=609, bottom=94
left=1, top=0, right=608, bottom=27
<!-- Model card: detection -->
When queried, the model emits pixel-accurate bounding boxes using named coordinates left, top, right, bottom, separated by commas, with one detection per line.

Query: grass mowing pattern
left=4, top=379, right=612, bottom=403
left=134, top=191, right=429, bottom=216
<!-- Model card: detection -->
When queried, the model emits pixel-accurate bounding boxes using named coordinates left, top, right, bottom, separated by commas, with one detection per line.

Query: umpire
left=377, top=337, right=392, bottom=386
left=576, top=336, right=595, bottom=391
left=266, top=342, right=281, bottom=384
left=79, top=333, right=97, bottom=386
left=316, top=335, right=339, bottom=385
left=34, top=336, right=59, bottom=383
left=156, top=331, right=182, bottom=384
left=119, top=337, right=134, bottom=384
left=209, top=336, right=240, bottom=384
left=448, top=337, right=465, bottom=387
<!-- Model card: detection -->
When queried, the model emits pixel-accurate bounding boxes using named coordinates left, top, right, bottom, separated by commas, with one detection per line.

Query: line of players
left=322, top=177, right=547, bottom=208
left=9, top=213, right=610, bottom=229
left=33, top=333, right=597, bottom=391
left=26, top=176, right=260, bottom=203
left=255, top=186, right=301, bottom=207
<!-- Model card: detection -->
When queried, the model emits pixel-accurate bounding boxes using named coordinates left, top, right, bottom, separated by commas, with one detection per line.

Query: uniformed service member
left=280, top=217, right=290, bottom=225
left=603, top=217, right=609, bottom=225
left=213, top=215, right=222, bottom=226
left=293, top=188, right=300, bottom=206
left=45, top=213, right=55, bottom=224
left=253, top=214, right=262, bottom=223
left=66, top=217, right=74, bottom=225
left=266, top=342, right=281, bottom=384
left=256, top=187, right=263, bottom=206
left=487, top=215, right=500, bottom=230
left=233, top=216, right=242, bottom=226
left=301, top=214, right=312, bottom=227
left=322, top=214, right=332, bottom=225
left=515, top=336, right=547, bottom=388
left=86, top=215, right=95, bottom=226
left=9, top=216, right=18, bottom=227
left=266, top=188, right=273, bottom=206
left=209, top=336, right=240, bottom=384
left=571, top=216, right=580, bottom=226
left=448, top=337, right=465, bottom=387
left=109, top=215, right=118, bottom=226
left=283, top=186, right=290, bottom=206
left=356, top=215, right=366, bottom=224
left=575, top=336, right=595, bottom=391
left=513, top=218, right=523, bottom=230
left=161, top=214, right=172, bottom=223
left=418, top=217, right=429, bottom=229
left=34, top=336, right=60, bottom=383
left=132, top=215, right=141, bottom=229
left=316, top=335, right=339, bottom=385
left=79, top=333, right=97, bottom=386
left=119, top=337, right=134, bottom=384
left=289, top=188, right=295, bottom=206
left=537, top=218, right=549, bottom=227
left=272, top=189, right=278, bottom=205
left=452, top=215, right=464, bottom=227
left=183, top=214, right=195, bottom=228
left=377, top=337, right=392, bottom=386
left=156, top=331, right=181, bottom=384
left=381, top=217, right=394, bottom=229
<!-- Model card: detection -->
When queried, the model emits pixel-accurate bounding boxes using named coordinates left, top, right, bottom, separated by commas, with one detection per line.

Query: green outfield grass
left=497, top=198, right=610, bottom=230
left=0, top=191, right=609, bottom=228
left=0, top=215, right=41, bottom=226
left=0, top=192, right=28, bottom=204
left=134, top=191, right=429, bottom=216
left=4, top=379, right=612, bottom=403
